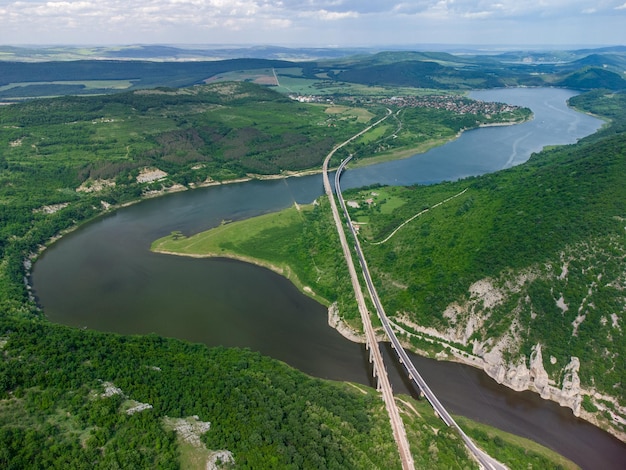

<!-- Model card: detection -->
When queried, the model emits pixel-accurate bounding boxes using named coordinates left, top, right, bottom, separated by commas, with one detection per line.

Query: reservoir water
left=32, top=88, right=626, bottom=468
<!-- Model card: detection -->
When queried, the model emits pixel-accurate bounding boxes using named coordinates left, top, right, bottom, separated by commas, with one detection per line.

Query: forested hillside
left=160, top=89, right=626, bottom=440
left=0, top=319, right=404, bottom=468
left=345, top=90, right=626, bottom=436
left=0, top=81, right=379, bottom=318
left=3, top=46, right=626, bottom=102
left=0, top=76, right=576, bottom=467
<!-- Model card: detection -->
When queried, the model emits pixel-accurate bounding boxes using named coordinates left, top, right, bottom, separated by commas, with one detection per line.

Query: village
left=290, top=92, right=522, bottom=116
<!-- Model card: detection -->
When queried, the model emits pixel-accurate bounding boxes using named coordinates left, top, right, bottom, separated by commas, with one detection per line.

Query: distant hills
left=1, top=44, right=625, bottom=101
left=0, top=44, right=375, bottom=62
left=2, top=44, right=626, bottom=63
left=0, top=58, right=293, bottom=86
left=556, top=66, right=626, bottom=90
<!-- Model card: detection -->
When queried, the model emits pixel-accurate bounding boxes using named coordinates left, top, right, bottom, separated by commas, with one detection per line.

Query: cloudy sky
left=1, top=0, right=625, bottom=47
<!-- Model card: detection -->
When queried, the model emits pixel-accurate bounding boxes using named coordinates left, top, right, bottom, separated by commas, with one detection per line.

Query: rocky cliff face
left=332, top=234, right=626, bottom=438
left=328, top=302, right=365, bottom=343
left=388, top=251, right=626, bottom=442
left=402, top=274, right=588, bottom=415
left=479, top=342, right=583, bottom=415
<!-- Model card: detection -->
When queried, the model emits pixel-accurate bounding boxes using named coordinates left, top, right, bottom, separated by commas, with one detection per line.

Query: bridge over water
left=323, top=110, right=506, bottom=470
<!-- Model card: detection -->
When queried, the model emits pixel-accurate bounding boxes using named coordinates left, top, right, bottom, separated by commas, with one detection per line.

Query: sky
left=1, top=0, right=625, bottom=47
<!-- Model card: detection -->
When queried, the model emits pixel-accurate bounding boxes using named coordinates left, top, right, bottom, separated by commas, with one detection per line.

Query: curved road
left=322, top=109, right=415, bottom=470
left=323, top=110, right=507, bottom=470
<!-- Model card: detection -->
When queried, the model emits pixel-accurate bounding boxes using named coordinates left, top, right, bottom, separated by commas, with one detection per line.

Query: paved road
left=334, top=151, right=507, bottom=470
left=322, top=110, right=415, bottom=470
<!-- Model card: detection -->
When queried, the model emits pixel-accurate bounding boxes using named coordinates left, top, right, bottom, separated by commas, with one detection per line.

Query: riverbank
left=32, top=86, right=623, bottom=468
left=347, top=115, right=532, bottom=170
left=152, top=244, right=332, bottom=308
left=27, top=116, right=464, bottom=320
left=386, top=315, right=626, bottom=444
left=141, top=99, right=626, bottom=444
left=151, top=201, right=626, bottom=445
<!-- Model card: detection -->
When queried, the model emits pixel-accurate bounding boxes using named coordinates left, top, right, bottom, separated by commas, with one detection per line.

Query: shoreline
left=151, top=247, right=331, bottom=307
left=347, top=115, right=531, bottom=169
left=153, top=243, right=626, bottom=445
left=31, top=108, right=531, bottom=260
left=29, top=105, right=621, bottom=442
left=26, top=124, right=471, bottom=287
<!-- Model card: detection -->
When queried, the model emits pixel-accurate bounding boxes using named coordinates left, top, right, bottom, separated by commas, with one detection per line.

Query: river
left=31, top=88, right=626, bottom=468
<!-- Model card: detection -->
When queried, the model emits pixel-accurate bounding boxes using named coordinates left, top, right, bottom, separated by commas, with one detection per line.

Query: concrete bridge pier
left=366, top=341, right=385, bottom=392
left=406, top=372, right=423, bottom=398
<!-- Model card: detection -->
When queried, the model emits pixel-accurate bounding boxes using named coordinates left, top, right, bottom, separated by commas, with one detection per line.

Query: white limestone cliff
left=472, top=342, right=582, bottom=414
left=398, top=274, right=587, bottom=416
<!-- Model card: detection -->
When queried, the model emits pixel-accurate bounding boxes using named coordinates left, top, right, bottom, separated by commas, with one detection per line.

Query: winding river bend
left=32, top=88, right=626, bottom=468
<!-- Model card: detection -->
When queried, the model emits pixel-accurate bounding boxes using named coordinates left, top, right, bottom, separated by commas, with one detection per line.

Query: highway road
left=333, top=150, right=508, bottom=470
left=320, top=107, right=507, bottom=469
left=322, top=109, right=415, bottom=470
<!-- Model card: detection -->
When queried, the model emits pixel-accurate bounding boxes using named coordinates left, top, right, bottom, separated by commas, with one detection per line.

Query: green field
left=322, top=104, right=376, bottom=123
left=152, top=201, right=357, bottom=320
left=153, top=204, right=309, bottom=257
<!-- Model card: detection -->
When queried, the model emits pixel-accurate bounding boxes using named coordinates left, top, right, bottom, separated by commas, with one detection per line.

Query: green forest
left=0, top=71, right=580, bottom=467
left=0, top=319, right=403, bottom=469
left=162, top=88, right=626, bottom=440
left=0, top=319, right=575, bottom=469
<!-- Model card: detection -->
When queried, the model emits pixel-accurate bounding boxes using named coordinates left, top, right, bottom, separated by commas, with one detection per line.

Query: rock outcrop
left=396, top=273, right=587, bottom=416
left=474, top=343, right=583, bottom=414
left=328, top=302, right=364, bottom=343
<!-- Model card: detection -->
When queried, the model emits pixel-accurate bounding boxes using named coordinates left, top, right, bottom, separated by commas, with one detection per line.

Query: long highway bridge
left=322, top=110, right=507, bottom=470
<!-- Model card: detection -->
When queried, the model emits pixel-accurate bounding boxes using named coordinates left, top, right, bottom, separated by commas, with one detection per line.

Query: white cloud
left=389, top=1, right=626, bottom=20
left=462, top=10, right=493, bottom=19
left=299, top=8, right=359, bottom=20
left=267, top=18, right=293, bottom=28
left=0, top=0, right=625, bottom=45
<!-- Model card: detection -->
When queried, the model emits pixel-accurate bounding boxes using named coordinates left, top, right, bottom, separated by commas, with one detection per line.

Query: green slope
left=0, top=316, right=578, bottom=469
left=0, top=319, right=405, bottom=469
left=158, top=89, right=626, bottom=438
left=0, top=64, right=613, bottom=466
left=347, top=91, right=626, bottom=434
